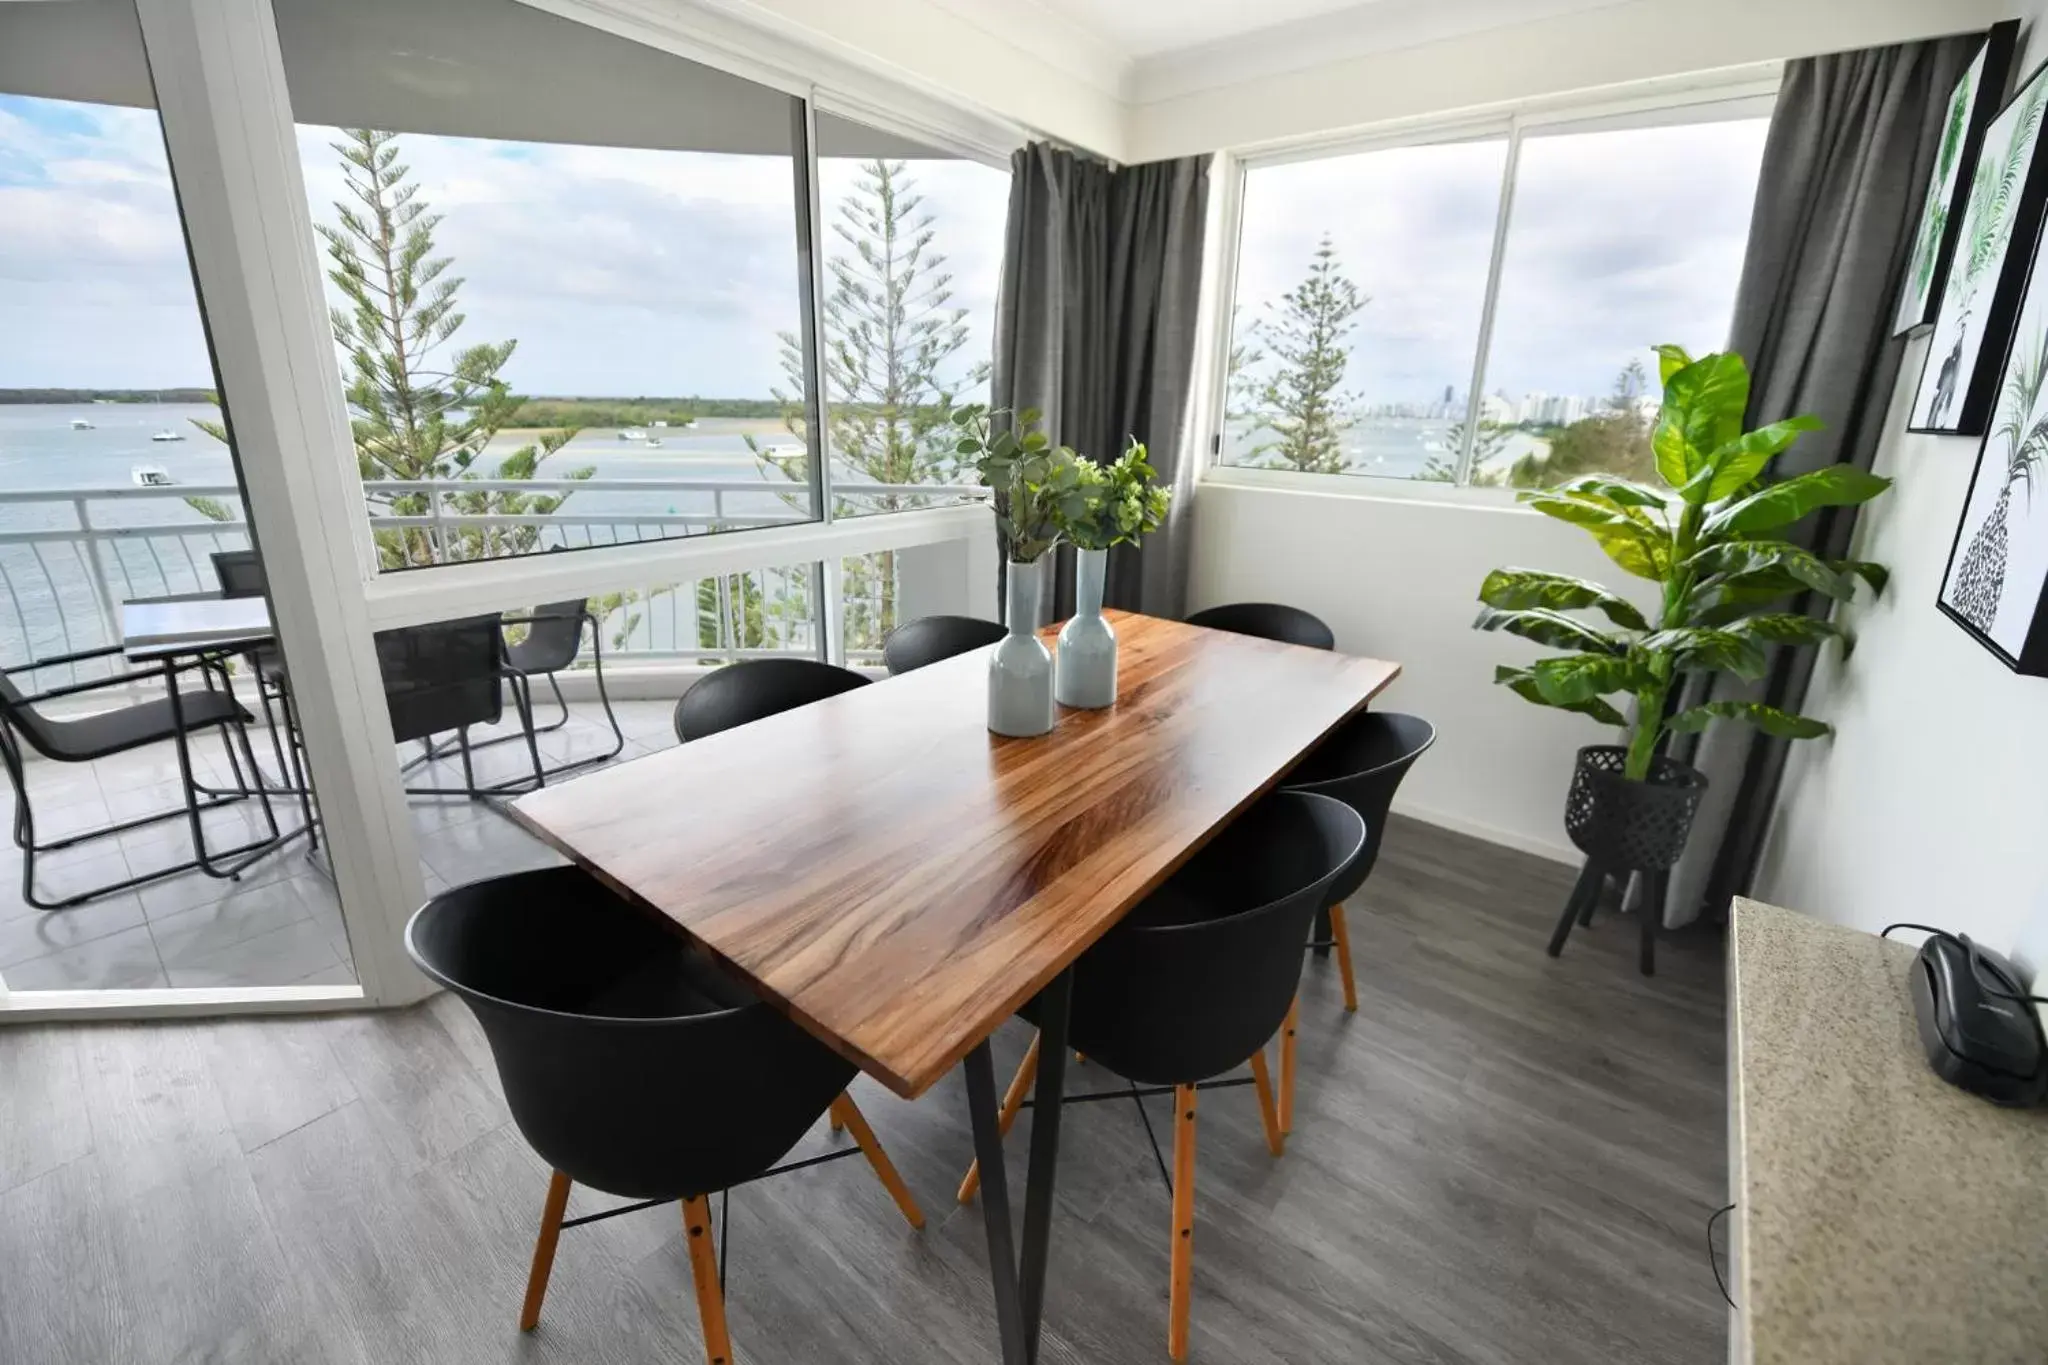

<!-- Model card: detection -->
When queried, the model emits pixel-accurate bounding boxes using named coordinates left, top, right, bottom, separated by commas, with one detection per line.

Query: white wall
left=1188, top=481, right=1657, bottom=864
left=1755, top=12, right=2048, bottom=955
left=1126, top=0, right=2010, bottom=163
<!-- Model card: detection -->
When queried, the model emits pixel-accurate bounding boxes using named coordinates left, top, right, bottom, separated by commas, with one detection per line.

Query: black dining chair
left=1184, top=602, right=1336, bottom=651
left=0, top=646, right=280, bottom=909
left=405, top=866, right=923, bottom=1365
left=881, top=614, right=1005, bottom=674
left=673, top=658, right=869, bottom=744
left=210, top=550, right=317, bottom=849
left=957, top=790, right=1364, bottom=1360
left=377, top=617, right=545, bottom=797
left=486, top=599, right=625, bottom=779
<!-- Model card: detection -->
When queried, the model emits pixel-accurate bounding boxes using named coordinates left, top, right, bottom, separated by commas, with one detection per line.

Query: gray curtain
left=993, top=144, right=1209, bottom=620
left=1664, top=35, right=1978, bottom=927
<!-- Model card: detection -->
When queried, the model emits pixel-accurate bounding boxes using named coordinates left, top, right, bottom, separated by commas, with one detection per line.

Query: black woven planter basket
left=1563, top=745, right=1708, bottom=873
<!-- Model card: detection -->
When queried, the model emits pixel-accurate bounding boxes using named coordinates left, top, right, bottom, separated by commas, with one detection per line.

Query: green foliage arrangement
left=1055, top=440, right=1172, bottom=552
left=1476, top=346, right=1894, bottom=782
left=949, top=404, right=1082, bottom=563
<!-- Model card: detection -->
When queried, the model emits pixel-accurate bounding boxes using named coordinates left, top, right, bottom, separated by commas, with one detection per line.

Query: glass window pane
left=270, top=0, right=814, bottom=570
left=814, top=114, right=1007, bottom=525
left=1477, top=115, right=1770, bottom=488
left=0, top=0, right=350, bottom=989
left=1225, top=138, right=1508, bottom=481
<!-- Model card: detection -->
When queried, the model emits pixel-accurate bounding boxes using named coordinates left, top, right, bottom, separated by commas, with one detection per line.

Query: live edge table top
left=510, top=610, right=1400, bottom=1099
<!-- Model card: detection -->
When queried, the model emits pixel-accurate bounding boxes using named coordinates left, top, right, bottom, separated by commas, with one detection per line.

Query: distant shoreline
left=0, top=390, right=789, bottom=416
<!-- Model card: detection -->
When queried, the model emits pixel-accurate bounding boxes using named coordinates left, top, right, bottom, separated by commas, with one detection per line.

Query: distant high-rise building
left=1443, top=385, right=1454, bottom=407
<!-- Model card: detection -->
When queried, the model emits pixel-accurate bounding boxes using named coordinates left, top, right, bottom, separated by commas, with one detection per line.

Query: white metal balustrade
left=0, top=478, right=987, bottom=684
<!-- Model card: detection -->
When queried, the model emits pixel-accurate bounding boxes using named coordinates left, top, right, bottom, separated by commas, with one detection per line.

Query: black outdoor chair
left=1281, top=711, right=1437, bottom=1016
left=475, top=599, right=625, bottom=780
left=673, top=658, right=869, bottom=744
left=881, top=614, right=1005, bottom=675
left=377, top=617, right=544, bottom=798
left=1184, top=602, right=1336, bottom=651
left=0, top=645, right=283, bottom=909
left=405, top=865, right=924, bottom=1364
left=210, top=550, right=318, bottom=850
left=957, top=790, right=1364, bottom=1360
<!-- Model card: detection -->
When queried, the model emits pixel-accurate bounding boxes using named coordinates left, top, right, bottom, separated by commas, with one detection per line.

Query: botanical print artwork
left=1898, top=47, right=1984, bottom=335
left=1944, top=279, right=2048, bottom=656
left=1915, top=70, right=2048, bottom=431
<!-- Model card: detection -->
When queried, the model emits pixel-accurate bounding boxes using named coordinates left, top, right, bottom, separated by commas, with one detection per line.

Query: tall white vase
left=988, top=558, right=1055, bottom=737
left=1056, top=547, right=1116, bottom=709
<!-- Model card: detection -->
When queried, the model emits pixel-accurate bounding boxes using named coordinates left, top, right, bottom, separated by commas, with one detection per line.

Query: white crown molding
left=919, top=0, right=1133, bottom=99
left=1127, top=0, right=1640, bottom=105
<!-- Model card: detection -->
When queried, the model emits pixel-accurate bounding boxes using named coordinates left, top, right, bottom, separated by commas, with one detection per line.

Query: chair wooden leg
left=1278, top=996, right=1299, bottom=1137
left=829, top=1094, right=925, bottom=1229
left=1247, top=1048, right=1284, bottom=1157
left=519, top=1170, right=572, bottom=1331
left=1329, top=901, right=1359, bottom=1012
left=956, top=1034, right=1040, bottom=1203
left=683, top=1195, right=733, bottom=1365
left=829, top=1109, right=844, bottom=1134
left=1168, top=1083, right=1197, bottom=1362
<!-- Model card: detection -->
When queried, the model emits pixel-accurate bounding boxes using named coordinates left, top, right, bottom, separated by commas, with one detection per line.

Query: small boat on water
left=70, top=418, right=94, bottom=430
left=651, top=420, right=669, bottom=428
left=646, top=438, right=663, bottom=448
left=131, top=465, right=177, bottom=487
left=150, top=429, right=185, bottom=443
left=618, top=428, right=647, bottom=441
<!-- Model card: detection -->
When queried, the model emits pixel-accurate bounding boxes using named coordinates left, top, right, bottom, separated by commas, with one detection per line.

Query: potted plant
left=952, top=403, right=1085, bottom=736
left=1475, top=346, right=1893, bottom=958
left=1049, top=439, right=1173, bottom=708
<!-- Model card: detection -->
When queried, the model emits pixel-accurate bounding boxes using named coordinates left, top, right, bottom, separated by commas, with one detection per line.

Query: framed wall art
left=1895, top=22, right=2019, bottom=337
left=1940, top=202, right=2048, bottom=675
left=1910, top=58, right=2048, bottom=437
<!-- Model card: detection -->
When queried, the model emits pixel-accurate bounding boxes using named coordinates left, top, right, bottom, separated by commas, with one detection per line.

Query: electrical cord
left=1881, top=922, right=2048, bottom=1007
left=1707, top=1203, right=1736, bottom=1309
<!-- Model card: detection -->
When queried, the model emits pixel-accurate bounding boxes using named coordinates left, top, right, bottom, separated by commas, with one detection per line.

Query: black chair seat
left=882, top=615, right=1006, bottom=674
left=1284, top=711, right=1436, bottom=906
left=1185, top=602, right=1335, bottom=651
left=503, top=602, right=587, bottom=677
left=37, top=688, right=251, bottom=763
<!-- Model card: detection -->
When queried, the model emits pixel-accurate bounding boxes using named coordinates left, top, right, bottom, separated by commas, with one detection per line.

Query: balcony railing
left=0, top=477, right=987, bottom=685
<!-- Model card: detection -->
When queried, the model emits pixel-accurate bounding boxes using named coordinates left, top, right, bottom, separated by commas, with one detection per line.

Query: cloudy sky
left=0, top=91, right=1009, bottom=398
left=1233, top=116, right=1771, bottom=406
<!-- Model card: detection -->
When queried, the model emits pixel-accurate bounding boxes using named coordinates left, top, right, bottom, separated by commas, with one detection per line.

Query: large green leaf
left=1657, top=353, right=1752, bottom=484
left=1727, top=613, right=1847, bottom=649
left=1477, top=567, right=1650, bottom=631
left=1522, top=494, right=1670, bottom=582
left=1640, top=627, right=1768, bottom=679
left=1473, top=607, right=1628, bottom=654
left=1494, top=666, right=1628, bottom=726
left=1527, top=653, right=1647, bottom=704
left=1705, top=465, right=1893, bottom=536
left=1665, top=701, right=1831, bottom=739
left=1832, top=559, right=1890, bottom=598
left=1686, top=541, right=1853, bottom=602
left=1654, top=344, right=1695, bottom=387
left=1549, top=476, right=1670, bottom=510
left=1702, top=416, right=1825, bottom=501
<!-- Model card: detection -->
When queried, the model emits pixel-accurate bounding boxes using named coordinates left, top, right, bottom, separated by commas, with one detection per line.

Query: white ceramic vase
left=988, top=558, right=1055, bottom=737
left=1055, top=546, right=1116, bottom=709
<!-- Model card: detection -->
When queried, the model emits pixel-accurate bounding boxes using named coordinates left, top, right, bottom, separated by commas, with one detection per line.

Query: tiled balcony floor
left=0, top=698, right=680, bottom=994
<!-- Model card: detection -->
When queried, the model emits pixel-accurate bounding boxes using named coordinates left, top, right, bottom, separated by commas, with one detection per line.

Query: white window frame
left=1, top=0, right=1015, bottom=1023
left=1197, top=64, right=1783, bottom=506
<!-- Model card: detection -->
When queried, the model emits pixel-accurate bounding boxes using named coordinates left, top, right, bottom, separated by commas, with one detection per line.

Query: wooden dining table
left=509, top=609, right=1400, bottom=1364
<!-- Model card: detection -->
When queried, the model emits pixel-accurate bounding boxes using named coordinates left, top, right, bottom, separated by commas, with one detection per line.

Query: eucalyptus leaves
left=951, top=405, right=1172, bottom=561
left=1476, top=346, right=1894, bottom=782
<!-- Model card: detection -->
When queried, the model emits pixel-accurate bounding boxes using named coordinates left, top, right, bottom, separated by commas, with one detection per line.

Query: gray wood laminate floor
left=0, top=817, right=1727, bottom=1364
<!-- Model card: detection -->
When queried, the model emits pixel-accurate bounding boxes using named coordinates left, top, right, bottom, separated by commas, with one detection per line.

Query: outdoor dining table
left=508, top=609, right=1400, bottom=1364
left=121, top=595, right=311, bottom=876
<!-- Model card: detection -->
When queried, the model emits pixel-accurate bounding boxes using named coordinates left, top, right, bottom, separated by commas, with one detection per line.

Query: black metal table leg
left=963, top=1041, right=1030, bottom=1365
left=1018, top=969, right=1071, bottom=1359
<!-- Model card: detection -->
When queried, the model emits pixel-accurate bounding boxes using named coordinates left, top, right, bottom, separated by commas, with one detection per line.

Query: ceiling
left=930, top=0, right=1639, bottom=104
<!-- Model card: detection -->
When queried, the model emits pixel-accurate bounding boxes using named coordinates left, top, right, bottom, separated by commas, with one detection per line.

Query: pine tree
left=754, top=158, right=985, bottom=649
left=1251, top=237, right=1366, bottom=474
left=316, top=128, right=586, bottom=568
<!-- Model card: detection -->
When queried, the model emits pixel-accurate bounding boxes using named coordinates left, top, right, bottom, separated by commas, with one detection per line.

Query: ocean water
left=0, top=403, right=889, bottom=663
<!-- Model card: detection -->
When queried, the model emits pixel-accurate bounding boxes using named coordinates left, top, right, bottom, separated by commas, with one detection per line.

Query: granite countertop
left=1730, top=898, right=2048, bottom=1365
